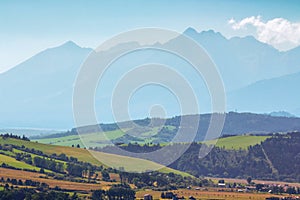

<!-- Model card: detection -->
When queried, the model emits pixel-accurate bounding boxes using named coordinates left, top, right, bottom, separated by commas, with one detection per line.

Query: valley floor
left=205, top=177, right=300, bottom=188
left=0, top=166, right=296, bottom=200
left=136, top=188, right=289, bottom=200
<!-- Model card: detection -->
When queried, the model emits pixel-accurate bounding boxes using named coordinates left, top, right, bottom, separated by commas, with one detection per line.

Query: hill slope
left=168, top=132, right=300, bottom=182
left=0, top=137, right=190, bottom=176
left=34, top=112, right=300, bottom=146
left=205, top=135, right=270, bottom=150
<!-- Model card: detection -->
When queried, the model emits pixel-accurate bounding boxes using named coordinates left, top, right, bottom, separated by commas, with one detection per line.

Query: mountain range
left=1, top=27, right=300, bottom=129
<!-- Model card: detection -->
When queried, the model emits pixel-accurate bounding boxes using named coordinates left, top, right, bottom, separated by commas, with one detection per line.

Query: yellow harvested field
left=206, top=177, right=300, bottom=187
left=136, top=188, right=288, bottom=200
left=0, top=168, right=114, bottom=191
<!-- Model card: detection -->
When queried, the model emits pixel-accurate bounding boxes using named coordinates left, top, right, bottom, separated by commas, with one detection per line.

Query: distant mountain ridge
left=228, top=71, right=300, bottom=115
left=183, top=28, right=300, bottom=91
left=0, top=41, right=92, bottom=128
left=0, top=128, right=61, bottom=137
left=269, top=111, right=295, bottom=118
left=1, top=28, right=300, bottom=129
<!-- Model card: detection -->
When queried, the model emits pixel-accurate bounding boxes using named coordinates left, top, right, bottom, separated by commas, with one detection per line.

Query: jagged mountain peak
left=183, top=27, right=225, bottom=40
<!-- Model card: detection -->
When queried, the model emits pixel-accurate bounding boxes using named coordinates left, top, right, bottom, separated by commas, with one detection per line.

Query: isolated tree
left=18, top=179, right=23, bottom=185
left=101, top=171, right=110, bottom=181
left=11, top=179, right=17, bottom=185
left=4, top=183, right=9, bottom=190
left=246, top=176, right=252, bottom=184
left=94, top=173, right=99, bottom=180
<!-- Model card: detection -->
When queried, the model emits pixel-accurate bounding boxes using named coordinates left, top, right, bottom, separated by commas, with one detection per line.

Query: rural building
left=144, top=194, right=153, bottom=200
left=218, top=179, right=226, bottom=187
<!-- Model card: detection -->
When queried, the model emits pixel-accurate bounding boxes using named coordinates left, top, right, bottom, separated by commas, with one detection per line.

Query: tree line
left=91, top=184, right=135, bottom=200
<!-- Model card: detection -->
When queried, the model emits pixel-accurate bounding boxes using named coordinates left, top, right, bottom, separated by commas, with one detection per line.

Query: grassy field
left=34, top=128, right=161, bottom=147
left=0, top=149, right=15, bottom=157
left=13, top=148, right=67, bottom=166
left=205, top=135, right=270, bottom=150
left=33, top=126, right=178, bottom=147
left=34, top=129, right=126, bottom=147
left=0, top=154, right=40, bottom=171
left=89, top=150, right=190, bottom=176
left=0, top=138, right=191, bottom=177
left=0, top=138, right=103, bottom=165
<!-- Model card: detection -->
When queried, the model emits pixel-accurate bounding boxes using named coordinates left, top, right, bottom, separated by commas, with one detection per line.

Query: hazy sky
left=1, top=0, right=300, bottom=73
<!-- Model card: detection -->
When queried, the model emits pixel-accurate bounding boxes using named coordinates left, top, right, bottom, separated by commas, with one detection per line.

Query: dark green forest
left=98, top=132, right=300, bottom=182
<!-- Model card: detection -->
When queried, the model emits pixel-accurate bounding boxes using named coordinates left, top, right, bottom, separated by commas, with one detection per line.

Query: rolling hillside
left=205, top=135, right=270, bottom=150
left=33, top=112, right=300, bottom=147
left=0, top=137, right=190, bottom=176
left=0, top=154, right=40, bottom=171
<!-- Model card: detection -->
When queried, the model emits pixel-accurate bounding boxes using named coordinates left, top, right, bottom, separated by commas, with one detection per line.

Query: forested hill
left=169, top=132, right=300, bottom=182
left=99, top=132, right=300, bottom=182
left=34, top=112, right=300, bottom=145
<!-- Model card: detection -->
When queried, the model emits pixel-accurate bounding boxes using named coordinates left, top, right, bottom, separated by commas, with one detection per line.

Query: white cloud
left=228, top=16, right=300, bottom=51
